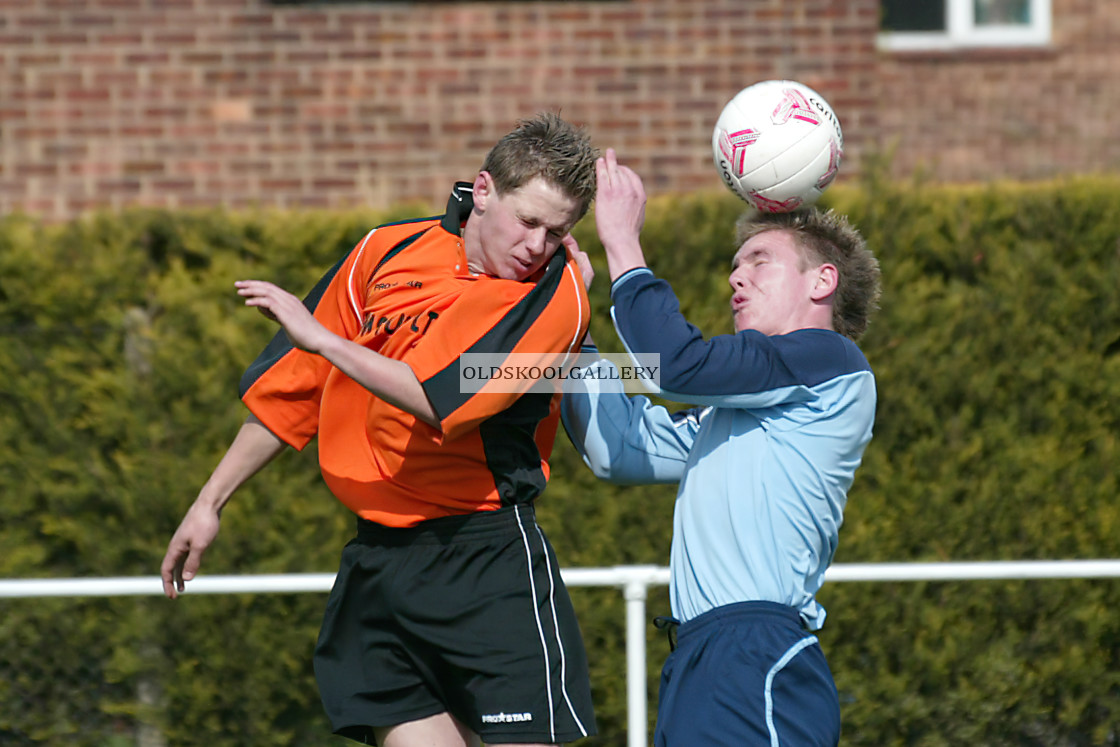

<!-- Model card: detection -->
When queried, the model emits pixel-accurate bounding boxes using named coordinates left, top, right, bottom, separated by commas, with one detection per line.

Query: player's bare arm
left=160, top=414, right=286, bottom=599
left=594, top=148, right=648, bottom=281
left=235, top=279, right=441, bottom=429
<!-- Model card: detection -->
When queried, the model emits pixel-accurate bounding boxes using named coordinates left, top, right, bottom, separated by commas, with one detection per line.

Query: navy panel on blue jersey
left=610, top=269, right=870, bottom=397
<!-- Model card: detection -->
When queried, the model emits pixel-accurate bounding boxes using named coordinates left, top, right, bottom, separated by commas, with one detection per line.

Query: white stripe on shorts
left=514, top=506, right=590, bottom=741
left=533, top=519, right=589, bottom=737
left=514, top=506, right=556, bottom=740
left=764, top=634, right=820, bottom=746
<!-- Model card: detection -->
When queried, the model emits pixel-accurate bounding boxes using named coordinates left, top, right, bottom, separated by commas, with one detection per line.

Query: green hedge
left=1, top=175, right=1118, bottom=745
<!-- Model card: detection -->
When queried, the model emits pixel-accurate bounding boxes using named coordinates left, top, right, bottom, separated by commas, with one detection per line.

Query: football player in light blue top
left=562, top=149, right=882, bottom=746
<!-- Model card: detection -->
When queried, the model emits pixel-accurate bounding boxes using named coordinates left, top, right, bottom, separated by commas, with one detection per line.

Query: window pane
left=974, top=0, right=1031, bottom=25
left=881, top=0, right=946, bottom=32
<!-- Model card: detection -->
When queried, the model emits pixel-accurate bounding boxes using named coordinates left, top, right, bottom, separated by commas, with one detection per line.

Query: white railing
left=4, top=559, right=1120, bottom=747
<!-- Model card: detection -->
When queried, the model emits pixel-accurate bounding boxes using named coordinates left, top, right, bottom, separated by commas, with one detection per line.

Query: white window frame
left=877, top=0, right=1051, bottom=51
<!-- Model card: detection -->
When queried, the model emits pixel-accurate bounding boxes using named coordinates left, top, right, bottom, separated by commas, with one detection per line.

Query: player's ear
left=473, top=171, right=495, bottom=210
left=811, top=263, right=838, bottom=301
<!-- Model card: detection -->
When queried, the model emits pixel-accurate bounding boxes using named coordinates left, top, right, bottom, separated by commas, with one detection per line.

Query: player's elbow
left=582, top=448, right=644, bottom=484
left=582, top=451, right=616, bottom=481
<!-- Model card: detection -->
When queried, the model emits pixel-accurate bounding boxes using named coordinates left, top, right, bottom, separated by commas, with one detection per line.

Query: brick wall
left=0, top=0, right=879, bottom=220
left=1, top=0, right=1113, bottom=222
left=877, top=0, right=1120, bottom=183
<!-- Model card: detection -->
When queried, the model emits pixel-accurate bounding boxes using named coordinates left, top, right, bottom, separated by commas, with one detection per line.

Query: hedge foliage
left=1, top=173, right=1118, bottom=745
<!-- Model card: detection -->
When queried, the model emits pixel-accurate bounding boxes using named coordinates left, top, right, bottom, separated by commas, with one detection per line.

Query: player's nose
left=525, top=228, right=548, bottom=256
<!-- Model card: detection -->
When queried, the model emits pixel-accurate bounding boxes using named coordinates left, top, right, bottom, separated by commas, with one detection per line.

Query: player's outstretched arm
left=160, top=414, right=286, bottom=599
left=234, top=279, right=441, bottom=429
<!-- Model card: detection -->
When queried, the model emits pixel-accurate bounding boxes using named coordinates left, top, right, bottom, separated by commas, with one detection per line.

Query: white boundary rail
left=4, top=560, right=1120, bottom=747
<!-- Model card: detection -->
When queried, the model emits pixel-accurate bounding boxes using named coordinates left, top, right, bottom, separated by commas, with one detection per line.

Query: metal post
left=624, top=575, right=650, bottom=747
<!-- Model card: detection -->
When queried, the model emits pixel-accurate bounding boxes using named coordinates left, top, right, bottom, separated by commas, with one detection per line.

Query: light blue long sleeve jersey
left=561, top=268, right=876, bottom=630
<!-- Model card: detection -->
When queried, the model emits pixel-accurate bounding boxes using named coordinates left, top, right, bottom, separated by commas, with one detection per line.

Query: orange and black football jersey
left=239, top=183, right=591, bottom=527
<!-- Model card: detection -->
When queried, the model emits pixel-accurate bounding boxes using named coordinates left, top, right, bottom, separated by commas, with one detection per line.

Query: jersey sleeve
left=411, top=251, right=590, bottom=441
left=238, top=229, right=380, bottom=449
left=561, top=353, right=700, bottom=484
left=609, top=268, right=873, bottom=409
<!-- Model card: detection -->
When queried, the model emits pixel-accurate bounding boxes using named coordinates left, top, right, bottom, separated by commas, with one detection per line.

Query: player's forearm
left=316, top=335, right=441, bottom=429
left=602, top=236, right=647, bottom=281
left=561, top=360, right=690, bottom=485
left=196, top=414, right=288, bottom=513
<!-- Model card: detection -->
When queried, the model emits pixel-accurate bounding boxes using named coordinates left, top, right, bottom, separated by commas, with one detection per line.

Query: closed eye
left=522, top=217, right=567, bottom=240
left=734, top=250, right=767, bottom=269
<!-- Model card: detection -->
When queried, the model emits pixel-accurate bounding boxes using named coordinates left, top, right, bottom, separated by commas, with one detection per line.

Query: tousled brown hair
left=735, top=208, right=881, bottom=340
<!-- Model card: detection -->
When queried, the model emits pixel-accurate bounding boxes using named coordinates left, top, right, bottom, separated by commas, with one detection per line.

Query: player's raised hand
left=236, top=280, right=330, bottom=353
left=594, top=148, right=648, bottom=280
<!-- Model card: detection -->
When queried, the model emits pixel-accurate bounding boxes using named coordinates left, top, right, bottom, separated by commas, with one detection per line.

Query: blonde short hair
left=481, top=112, right=599, bottom=219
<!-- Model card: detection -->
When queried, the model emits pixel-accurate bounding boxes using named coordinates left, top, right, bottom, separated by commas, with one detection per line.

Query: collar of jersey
left=440, top=182, right=475, bottom=235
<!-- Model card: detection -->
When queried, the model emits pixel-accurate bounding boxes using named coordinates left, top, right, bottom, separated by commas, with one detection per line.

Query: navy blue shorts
left=654, top=601, right=840, bottom=747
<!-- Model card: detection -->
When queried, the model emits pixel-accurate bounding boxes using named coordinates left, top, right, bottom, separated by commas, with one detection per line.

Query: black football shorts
left=313, top=504, right=596, bottom=744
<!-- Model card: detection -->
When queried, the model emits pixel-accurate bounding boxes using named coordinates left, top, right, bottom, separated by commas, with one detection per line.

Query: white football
left=712, top=80, right=843, bottom=213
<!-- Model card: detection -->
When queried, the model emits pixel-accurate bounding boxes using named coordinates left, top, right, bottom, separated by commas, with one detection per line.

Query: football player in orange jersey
left=161, top=113, right=599, bottom=747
